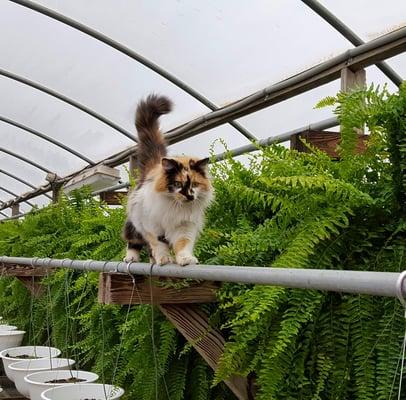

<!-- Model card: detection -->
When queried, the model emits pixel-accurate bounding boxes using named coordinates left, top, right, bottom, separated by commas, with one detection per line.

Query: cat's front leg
left=173, top=236, right=198, bottom=266
left=145, top=233, right=173, bottom=266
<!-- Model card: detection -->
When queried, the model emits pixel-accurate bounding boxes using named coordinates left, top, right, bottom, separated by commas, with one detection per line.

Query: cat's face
left=155, top=157, right=212, bottom=202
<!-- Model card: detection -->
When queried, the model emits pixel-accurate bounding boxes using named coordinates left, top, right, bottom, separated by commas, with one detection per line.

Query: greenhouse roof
left=0, top=0, right=405, bottom=218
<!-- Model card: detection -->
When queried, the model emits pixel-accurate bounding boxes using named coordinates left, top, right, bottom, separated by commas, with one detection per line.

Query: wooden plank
left=341, top=67, right=366, bottom=92
left=159, top=304, right=250, bottom=400
left=290, top=130, right=368, bottom=158
left=98, top=273, right=218, bottom=305
left=10, top=205, right=19, bottom=217
left=0, top=264, right=51, bottom=277
left=16, top=276, right=44, bottom=297
left=99, top=191, right=127, bottom=205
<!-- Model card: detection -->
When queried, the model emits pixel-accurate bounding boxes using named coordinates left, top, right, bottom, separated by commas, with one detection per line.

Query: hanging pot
left=25, top=370, right=99, bottom=400
left=41, top=383, right=125, bottom=400
left=0, top=330, right=25, bottom=352
left=0, top=346, right=61, bottom=381
left=0, top=325, right=17, bottom=331
left=9, top=357, right=75, bottom=397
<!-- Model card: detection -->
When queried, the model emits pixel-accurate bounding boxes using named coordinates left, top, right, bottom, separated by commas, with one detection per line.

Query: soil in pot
left=4, top=353, right=39, bottom=359
left=45, top=377, right=86, bottom=384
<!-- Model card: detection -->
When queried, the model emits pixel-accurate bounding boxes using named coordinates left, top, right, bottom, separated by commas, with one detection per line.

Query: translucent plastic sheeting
left=169, top=124, right=251, bottom=159
left=27, top=0, right=404, bottom=103
left=320, top=0, right=406, bottom=42
left=0, top=1, right=210, bottom=132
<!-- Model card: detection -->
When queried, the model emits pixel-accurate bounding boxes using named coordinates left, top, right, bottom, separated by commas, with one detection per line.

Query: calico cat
left=123, top=95, right=214, bottom=266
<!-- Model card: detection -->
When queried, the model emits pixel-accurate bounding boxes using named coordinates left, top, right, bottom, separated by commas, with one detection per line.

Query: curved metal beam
left=0, top=147, right=52, bottom=174
left=0, top=186, right=34, bottom=207
left=0, top=68, right=136, bottom=142
left=0, top=168, right=52, bottom=199
left=0, top=116, right=95, bottom=165
left=8, top=0, right=256, bottom=142
left=301, top=0, right=403, bottom=86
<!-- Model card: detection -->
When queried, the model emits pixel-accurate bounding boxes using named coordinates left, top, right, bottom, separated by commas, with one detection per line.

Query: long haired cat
left=123, top=95, right=214, bottom=266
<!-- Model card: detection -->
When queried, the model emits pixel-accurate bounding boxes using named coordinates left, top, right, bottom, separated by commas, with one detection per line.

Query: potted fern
left=25, top=370, right=99, bottom=400
left=41, top=383, right=125, bottom=399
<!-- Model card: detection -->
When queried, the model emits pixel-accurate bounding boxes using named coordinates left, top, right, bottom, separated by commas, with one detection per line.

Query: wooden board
left=159, top=304, right=250, bottom=400
left=290, top=130, right=368, bottom=158
left=0, top=264, right=51, bottom=297
left=99, top=191, right=128, bottom=205
left=0, top=264, right=51, bottom=277
left=98, top=273, right=219, bottom=305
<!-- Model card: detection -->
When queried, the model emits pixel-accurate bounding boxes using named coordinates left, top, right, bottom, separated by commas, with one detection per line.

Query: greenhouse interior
left=0, top=0, right=405, bottom=399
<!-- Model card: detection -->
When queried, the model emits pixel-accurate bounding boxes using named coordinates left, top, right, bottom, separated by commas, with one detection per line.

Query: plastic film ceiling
left=0, top=0, right=405, bottom=217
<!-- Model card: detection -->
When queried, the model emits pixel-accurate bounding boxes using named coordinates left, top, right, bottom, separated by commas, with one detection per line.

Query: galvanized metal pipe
left=301, top=0, right=403, bottom=86
left=0, top=256, right=405, bottom=300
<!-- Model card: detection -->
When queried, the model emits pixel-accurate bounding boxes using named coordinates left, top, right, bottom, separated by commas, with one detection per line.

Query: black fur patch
left=190, top=158, right=209, bottom=178
left=122, top=220, right=144, bottom=243
left=164, top=159, right=183, bottom=192
left=158, top=235, right=169, bottom=244
left=180, top=175, right=194, bottom=201
left=128, top=242, right=143, bottom=251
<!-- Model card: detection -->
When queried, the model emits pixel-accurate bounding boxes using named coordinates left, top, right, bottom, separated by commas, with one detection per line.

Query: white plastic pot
left=41, top=383, right=124, bottom=400
left=25, top=370, right=99, bottom=400
left=9, top=357, right=75, bottom=398
left=0, top=346, right=61, bottom=381
left=0, top=325, right=17, bottom=331
left=0, top=330, right=25, bottom=352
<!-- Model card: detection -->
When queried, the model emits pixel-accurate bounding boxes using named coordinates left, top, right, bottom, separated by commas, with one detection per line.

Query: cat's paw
left=156, top=254, right=173, bottom=266
left=123, top=250, right=140, bottom=263
left=176, top=254, right=199, bottom=266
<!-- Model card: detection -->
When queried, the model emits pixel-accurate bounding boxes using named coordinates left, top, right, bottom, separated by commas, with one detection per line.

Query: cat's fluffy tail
left=135, top=94, right=172, bottom=174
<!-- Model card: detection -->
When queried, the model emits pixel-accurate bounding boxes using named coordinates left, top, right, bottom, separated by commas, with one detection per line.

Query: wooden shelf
left=98, top=273, right=219, bottom=305
left=290, top=130, right=368, bottom=158
left=0, top=264, right=51, bottom=297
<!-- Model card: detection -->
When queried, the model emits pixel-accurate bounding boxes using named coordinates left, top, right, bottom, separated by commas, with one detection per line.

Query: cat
left=122, top=94, right=214, bottom=266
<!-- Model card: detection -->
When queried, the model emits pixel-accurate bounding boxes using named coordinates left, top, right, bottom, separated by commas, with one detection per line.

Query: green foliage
left=0, top=84, right=405, bottom=399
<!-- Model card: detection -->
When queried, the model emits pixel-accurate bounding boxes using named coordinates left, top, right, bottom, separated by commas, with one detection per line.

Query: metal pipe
left=0, top=147, right=52, bottom=174
left=8, top=0, right=257, bottom=142
left=214, top=117, right=338, bottom=161
left=0, top=116, right=95, bottom=165
left=0, top=68, right=136, bottom=142
left=301, top=0, right=403, bottom=86
left=0, top=256, right=405, bottom=299
left=0, top=169, right=52, bottom=199
left=92, top=182, right=130, bottom=196
left=0, top=187, right=34, bottom=207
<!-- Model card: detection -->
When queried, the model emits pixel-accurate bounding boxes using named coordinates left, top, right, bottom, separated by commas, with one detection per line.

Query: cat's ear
left=162, top=158, right=180, bottom=172
left=190, top=158, right=209, bottom=171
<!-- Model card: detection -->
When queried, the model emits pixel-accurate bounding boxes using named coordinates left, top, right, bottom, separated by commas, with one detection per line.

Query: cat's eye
left=174, top=181, right=182, bottom=188
left=192, top=182, right=199, bottom=188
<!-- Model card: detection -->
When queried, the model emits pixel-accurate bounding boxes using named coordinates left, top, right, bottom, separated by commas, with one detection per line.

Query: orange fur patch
left=174, top=238, right=190, bottom=254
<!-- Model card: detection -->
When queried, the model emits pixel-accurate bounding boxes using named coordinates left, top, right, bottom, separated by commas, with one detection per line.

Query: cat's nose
left=185, top=194, right=194, bottom=201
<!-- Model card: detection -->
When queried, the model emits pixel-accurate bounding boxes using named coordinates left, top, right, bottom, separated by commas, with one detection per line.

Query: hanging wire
left=110, top=262, right=136, bottom=387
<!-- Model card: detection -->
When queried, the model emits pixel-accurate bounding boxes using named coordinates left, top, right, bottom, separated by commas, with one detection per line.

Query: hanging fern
left=0, top=84, right=405, bottom=399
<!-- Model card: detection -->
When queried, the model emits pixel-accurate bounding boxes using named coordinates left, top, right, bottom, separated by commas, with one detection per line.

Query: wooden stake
left=159, top=304, right=249, bottom=400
